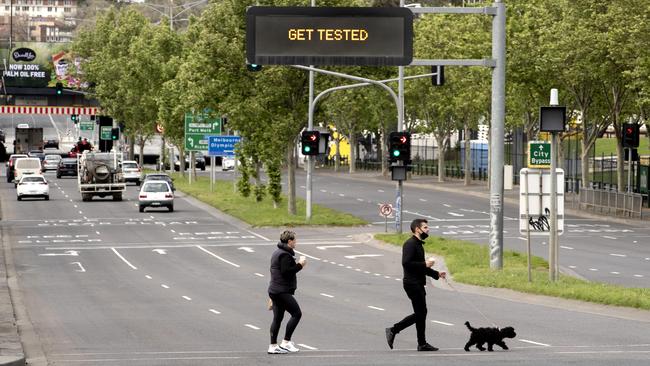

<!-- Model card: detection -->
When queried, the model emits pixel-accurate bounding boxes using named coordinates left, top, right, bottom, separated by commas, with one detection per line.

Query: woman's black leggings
left=269, top=292, right=302, bottom=344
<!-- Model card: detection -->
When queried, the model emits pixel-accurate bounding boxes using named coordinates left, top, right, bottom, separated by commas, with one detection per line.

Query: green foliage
left=266, top=157, right=283, bottom=206
left=375, top=234, right=650, bottom=310
left=254, top=183, right=267, bottom=202
left=236, top=154, right=251, bottom=198
left=173, top=174, right=367, bottom=227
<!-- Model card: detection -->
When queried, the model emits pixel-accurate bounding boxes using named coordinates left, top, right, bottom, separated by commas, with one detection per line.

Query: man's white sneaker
left=268, top=344, right=288, bottom=354
left=280, top=340, right=300, bottom=353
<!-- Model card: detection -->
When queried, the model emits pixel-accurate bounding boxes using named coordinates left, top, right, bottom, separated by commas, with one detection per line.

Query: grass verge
left=171, top=173, right=367, bottom=227
left=375, top=233, right=650, bottom=310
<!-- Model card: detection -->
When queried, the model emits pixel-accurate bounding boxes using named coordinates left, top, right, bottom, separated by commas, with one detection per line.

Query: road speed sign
left=379, top=203, right=393, bottom=217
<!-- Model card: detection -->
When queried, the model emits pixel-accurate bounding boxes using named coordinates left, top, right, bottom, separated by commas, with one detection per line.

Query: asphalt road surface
left=2, top=170, right=649, bottom=365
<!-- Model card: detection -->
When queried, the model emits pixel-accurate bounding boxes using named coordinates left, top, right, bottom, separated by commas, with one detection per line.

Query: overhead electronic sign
left=246, top=7, right=413, bottom=66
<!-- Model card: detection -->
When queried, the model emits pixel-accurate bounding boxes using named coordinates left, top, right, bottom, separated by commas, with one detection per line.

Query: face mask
left=419, top=232, right=429, bottom=241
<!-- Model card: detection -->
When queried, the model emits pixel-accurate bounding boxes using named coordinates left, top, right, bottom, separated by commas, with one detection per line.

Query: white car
left=222, top=157, right=238, bottom=171
left=16, top=175, right=49, bottom=201
left=13, top=157, right=43, bottom=187
left=138, top=180, right=174, bottom=212
left=121, top=160, right=142, bottom=185
left=42, top=154, right=62, bottom=171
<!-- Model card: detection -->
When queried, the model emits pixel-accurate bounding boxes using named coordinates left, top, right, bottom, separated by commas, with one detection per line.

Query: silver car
left=42, top=154, right=62, bottom=171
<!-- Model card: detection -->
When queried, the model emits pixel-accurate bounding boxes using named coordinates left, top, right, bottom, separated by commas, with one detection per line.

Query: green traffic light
left=392, top=150, right=400, bottom=157
left=304, top=146, right=311, bottom=153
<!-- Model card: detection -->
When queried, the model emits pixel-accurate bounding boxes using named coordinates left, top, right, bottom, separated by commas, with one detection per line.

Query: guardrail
left=576, top=188, right=643, bottom=218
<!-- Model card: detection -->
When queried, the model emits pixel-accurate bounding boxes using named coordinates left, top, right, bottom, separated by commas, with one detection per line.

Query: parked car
left=138, top=180, right=174, bottom=212
left=120, top=160, right=142, bottom=185
left=42, top=154, right=62, bottom=171
left=174, top=152, right=206, bottom=171
left=56, top=158, right=78, bottom=178
left=143, top=173, right=175, bottom=191
left=16, top=174, right=49, bottom=201
left=222, top=157, right=239, bottom=171
left=6, top=154, right=28, bottom=182
left=44, top=138, right=59, bottom=149
left=13, top=157, right=42, bottom=187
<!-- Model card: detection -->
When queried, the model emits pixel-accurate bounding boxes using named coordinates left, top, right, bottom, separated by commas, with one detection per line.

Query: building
left=0, top=0, right=78, bottom=43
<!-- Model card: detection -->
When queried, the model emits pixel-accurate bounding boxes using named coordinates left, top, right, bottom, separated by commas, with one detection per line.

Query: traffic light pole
left=306, top=0, right=315, bottom=221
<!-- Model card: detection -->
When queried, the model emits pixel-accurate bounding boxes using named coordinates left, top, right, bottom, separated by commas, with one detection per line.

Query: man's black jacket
left=402, top=235, right=439, bottom=286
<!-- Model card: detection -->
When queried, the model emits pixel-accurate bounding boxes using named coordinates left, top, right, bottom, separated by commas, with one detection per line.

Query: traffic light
left=622, top=123, right=639, bottom=148
left=246, top=63, right=263, bottom=72
left=301, top=130, right=320, bottom=155
left=431, top=65, right=445, bottom=86
left=111, top=127, right=120, bottom=141
left=70, top=114, right=78, bottom=124
left=55, top=82, right=63, bottom=95
left=389, top=131, right=411, bottom=163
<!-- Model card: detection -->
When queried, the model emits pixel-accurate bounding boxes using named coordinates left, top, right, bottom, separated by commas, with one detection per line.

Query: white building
left=0, top=0, right=78, bottom=42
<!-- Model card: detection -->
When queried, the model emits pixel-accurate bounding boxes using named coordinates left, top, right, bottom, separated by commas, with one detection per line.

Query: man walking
left=385, top=218, right=446, bottom=351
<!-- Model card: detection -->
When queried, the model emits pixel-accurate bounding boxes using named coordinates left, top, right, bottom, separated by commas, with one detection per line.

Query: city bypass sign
left=528, top=141, right=551, bottom=168
left=246, top=7, right=413, bottom=66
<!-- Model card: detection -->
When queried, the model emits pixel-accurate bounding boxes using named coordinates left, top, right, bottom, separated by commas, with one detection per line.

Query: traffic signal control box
left=301, top=131, right=320, bottom=156
left=622, top=123, right=639, bottom=148
left=388, top=131, right=411, bottom=163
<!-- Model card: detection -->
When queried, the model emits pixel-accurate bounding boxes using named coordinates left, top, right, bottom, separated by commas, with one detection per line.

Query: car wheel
left=56, top=174, right=61, bottom=179
left=6, top=175, right=11, bottom=183
left=17, top=196, right=21, bottom=201
left=139, top=206, right=145, bottom=213
left=44, top=195, right=49, bottom=201
left=168, top=205, right=174, bottom=212
left=200, top=166, right=205, bottom=171
left=136, top=180, right=141, bottom=186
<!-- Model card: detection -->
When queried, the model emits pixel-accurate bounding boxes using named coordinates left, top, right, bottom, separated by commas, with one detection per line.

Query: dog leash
left=440, top=277, right=499, bottom=328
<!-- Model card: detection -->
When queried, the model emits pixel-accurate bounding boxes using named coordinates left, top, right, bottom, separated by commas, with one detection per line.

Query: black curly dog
left=464, top=321, right=516, bottom=352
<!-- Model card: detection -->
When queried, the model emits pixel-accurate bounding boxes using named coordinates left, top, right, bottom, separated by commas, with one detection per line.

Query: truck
left=77, top=150, right=126, bottom=201
left=14, top=126, right=43, bottom=154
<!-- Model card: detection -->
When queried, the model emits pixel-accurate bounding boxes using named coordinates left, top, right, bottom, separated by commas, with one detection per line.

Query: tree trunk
left=287, top=141, right=296, bottom=215
left=128, top=137, right=135, bottom=161
left=436, top=135, right=445, bottom=182
left=138, top=137, right=146, bottom=167
left=581, top=138, right=590, bottom=189
left=349, top=133, right=356, bottom=173
left=464, top=123, right=471, bottom=186
left=334, top=138, right=340, bottom=172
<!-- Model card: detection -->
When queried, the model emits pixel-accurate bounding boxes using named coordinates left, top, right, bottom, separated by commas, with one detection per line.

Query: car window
left=15, top=159, right=42, bottom=169
left=142, top=182, right=170, bottom=193
left=22, top=176, right=45, bottom=183
left=45, top=155, right=61, bottom=160
left=122, top=162, right=138, bottom=169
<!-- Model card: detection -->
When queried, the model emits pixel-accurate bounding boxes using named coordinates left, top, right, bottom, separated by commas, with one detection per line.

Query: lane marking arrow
left=152, top=249, right=167, bottom=255
left=344, top=254, right=383, bottom=259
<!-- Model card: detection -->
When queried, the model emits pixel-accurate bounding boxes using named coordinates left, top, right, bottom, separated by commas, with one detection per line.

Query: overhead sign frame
left=246, top=6, right=413, bottom=66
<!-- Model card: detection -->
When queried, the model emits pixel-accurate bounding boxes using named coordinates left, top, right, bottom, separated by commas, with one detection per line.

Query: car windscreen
left=142, top=182, right=170, bottom=193
left=45, top=155, right=61, bottom=160
left=15, top=159, right=42, bottom=169
left=122, top=163, right=138, bottom=169
left=22, top=176, right=45, bottom=183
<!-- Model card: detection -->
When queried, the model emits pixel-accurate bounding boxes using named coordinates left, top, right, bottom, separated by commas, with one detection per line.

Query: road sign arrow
left=238, top=247, right=255, bottom=253
left=187, top=137, right=194, bottom=148
left=344, top=254, right=383, bottom=259
left=39, top=250, right=79, bottom=257
left=152, top=249, right=167, bottom=255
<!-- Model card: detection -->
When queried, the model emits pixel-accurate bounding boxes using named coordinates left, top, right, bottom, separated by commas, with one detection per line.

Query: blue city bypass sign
left=208, top=136, right=241, bottom=157
left=246, top=7, right=413, bottom=66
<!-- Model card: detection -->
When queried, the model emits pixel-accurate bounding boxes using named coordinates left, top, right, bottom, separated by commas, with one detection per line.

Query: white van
left=14, top=158, right=42, bottom=187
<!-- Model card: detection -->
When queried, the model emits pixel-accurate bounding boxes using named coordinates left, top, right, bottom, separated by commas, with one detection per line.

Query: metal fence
left=574, top=188, right=644, bottom=218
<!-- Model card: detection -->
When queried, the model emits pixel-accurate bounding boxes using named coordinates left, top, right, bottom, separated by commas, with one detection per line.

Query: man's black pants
left=392, top=284, right=428, bottom=345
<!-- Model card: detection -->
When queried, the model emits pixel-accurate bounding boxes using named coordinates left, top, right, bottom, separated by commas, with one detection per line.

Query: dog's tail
left=464, top=321, right=476, bottom=331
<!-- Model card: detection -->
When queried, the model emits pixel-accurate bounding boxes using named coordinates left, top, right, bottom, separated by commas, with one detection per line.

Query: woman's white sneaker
left=268, top=344, right=288, bottom=354
left=280, top=340, right=299, bottom=353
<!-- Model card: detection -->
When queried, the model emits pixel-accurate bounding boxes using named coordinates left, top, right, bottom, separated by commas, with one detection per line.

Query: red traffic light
left=626, top=127, right=633, bottom=134
left=399, top=135, right=407, bottom=144
left=308, top=134, right=317, bottom=141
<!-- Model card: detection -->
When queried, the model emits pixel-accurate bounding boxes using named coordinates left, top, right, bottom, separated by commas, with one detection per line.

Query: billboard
left=1, top=42, right=82, bottom=88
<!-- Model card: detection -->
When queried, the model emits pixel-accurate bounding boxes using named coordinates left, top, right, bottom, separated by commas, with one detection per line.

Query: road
left=2, top=169, right=648, bottom=365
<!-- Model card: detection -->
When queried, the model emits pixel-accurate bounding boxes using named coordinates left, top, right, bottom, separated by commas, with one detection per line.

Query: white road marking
left=448, top=212, right=464, bottom=217
left=431, top=320, right=454, bottom=326
left=344, top=254, right=383, bottom=259
left=39, top=250, right=78, bottom=257
left=170, top=229, right=176, bottom=233
left=364, top=271, right=370, bottom=274
left=320, top=293, right=334, bottom=298
left=297, top=344, right=317, bottom=350
left=247, top=230, right=270, bottom=241
left=519, top=339, right=550, bottom=347
left=254, top=273, right=264, bottom=277
left=300, top=185, right=305, bottom=189
left=602, top=236, right=617, bottom=240
left=589, top=268, right=598, bottom=271
left=610, top=272, right=620, bottom=275
left=320, top=190, right=327, bottom=193
left=610, top=253, right=627, bottom=257
left=560, top=246, right=574, bottom=250
left=634, top=274, right=644, bottom=278
left=443, top=204, right=451, bottom=208
left=294, top=250, right=321, bottom=261
left=330, top=262, right=337, bottom=265
left=161, top=284, right=169, bottom=289
left=339, top=193, right=345, bottom=197
left=395, top=278, right=401, bottom=281
left=73, top=205, right=77, bottom=208
left=568, top=265, right=577, bottom=269
left=209, top=309, right=221, bottom=315
left=316, top=245, right=351, bottom=250
left=78, top=211, right=83, bottom=215
left=111, top=248, right=137, bottom=270
left=244, top=324, right=260, bottom=330
left=357, top=198, right=364, bottom=202
left=419, top=198, right=427, bottom=202
left=238, top=247, right=255, bottom=253
left=96, top=231, right=101, bottom=235
left=182, top=296, right=192, bottom=301
left=367, top=306, right=385, bottom=311
left=152, top=249, right=167, bottom=255
left=374, top=273, right=381, bottom=276
left=196, top=246, right=240, bottom=267
left=70, top=262, right=86, bottom=272
left=145, top=275, right=152, bottom=279
left=633, top=240, right=638, bottom=243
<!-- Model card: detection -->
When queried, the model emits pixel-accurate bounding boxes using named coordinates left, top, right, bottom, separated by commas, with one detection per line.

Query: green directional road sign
left=184, top=112, right=222, bottom=151
left=528, top=141, right=551, bottom=168
left=100, top=126, right=112, bottom=141
left=79, top=121, right=94, bottom=131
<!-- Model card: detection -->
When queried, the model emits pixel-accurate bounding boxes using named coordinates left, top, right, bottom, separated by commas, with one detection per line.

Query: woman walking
left=268, top=230, right=307, bottom=354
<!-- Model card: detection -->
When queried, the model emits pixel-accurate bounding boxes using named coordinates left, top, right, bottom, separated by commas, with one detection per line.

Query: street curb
left=0, top=231, right=26, bottom=366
